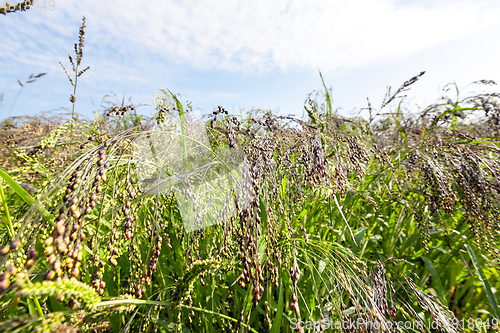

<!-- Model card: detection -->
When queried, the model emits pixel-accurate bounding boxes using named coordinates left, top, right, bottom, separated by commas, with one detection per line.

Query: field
left=1, top=14, right=500, bottom=333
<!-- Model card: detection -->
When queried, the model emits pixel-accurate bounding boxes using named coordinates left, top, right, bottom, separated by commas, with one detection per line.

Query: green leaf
left=26, top=298, right=37, bottom=317
left=168, top=89, right=184, bottom=114
left=332, top=194, right=356, bottom=245
left=391, top=102, right=406, bottom=140
left=319, top=71, right=332, bottom=117
left=0, top=169, right=35, bottom=205
left=167, top=90, right=188, bottom=169
left=270, top=275, right=284, bottom=333
left=352, top=227, right=367, bottom=254
left=279, top=176, right=287, bottom=201
left=421, top=256, right=446, bottom=304
left=156, top=319, right=191, bottom=332
left=0, top=168, right=54, bottom=225
left=450, top=113, right=457, bottom=131
left=465, top=244, right=500, bottom=319
left=0, top=180, right=14, bottom=239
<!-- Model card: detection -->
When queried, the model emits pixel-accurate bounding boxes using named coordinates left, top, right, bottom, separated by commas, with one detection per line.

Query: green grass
left=1, top=16, right=500, bottom=333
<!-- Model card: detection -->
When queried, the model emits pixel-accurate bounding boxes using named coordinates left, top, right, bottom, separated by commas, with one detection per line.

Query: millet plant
left=1, top=16, right=500, bottom=333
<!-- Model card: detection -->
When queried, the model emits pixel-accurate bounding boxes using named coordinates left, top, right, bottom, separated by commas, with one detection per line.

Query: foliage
left=1, top=19, right=500, bottom=333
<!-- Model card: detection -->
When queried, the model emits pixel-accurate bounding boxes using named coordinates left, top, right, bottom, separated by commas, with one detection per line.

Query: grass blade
left=270, top=275, right=284, bottom=333
left=391, top=103, right=406, bottom=140
left=0, top=168, right=54, bottom=225
left=421, top=256, right=446, bottom=304
left=319, top=71, right=332, bottom=117
left=0, top=180, right=14, bottom=239
left=332, top=194, right=357, bottom=245
left=465, top=244, right=500, bottom=319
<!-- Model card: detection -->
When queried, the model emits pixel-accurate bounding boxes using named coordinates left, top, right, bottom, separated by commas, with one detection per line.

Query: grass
left=1, top=13, right=500, bottom=333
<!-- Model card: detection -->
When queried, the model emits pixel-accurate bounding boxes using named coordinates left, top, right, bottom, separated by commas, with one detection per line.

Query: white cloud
left=1, top=0, right=500, bottom=77
left=69, top=0, right=499, bottom=74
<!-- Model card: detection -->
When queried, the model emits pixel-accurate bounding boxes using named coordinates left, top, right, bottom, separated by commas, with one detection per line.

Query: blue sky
left=1, top=0, right=500, bottom=122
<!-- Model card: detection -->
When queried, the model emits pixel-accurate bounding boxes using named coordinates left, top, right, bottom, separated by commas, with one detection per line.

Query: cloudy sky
left=1, top=0, right=499, bottom=122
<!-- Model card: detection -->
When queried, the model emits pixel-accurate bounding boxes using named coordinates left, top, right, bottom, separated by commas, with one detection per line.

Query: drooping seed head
left=25, top=258, right=35, bottom=268
left=47, top=253, right=57, bottom=265
left=44, top=246, right=54, bottom=256
left=10, top=238, right=20, bottom=250
left=52, top=260, right=61, bottom=273
left=71, top=267, right=79, bottom=278
left=44, top=270, right=56, bottom=280
left=0, top=244, right=10, bottom=255
left=57, top=243, right=68, bottom=254
left=0, top=279, right=10, bottom=291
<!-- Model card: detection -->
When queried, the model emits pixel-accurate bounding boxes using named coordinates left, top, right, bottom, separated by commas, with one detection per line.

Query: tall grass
left=0, top=17, right=500, bottom=333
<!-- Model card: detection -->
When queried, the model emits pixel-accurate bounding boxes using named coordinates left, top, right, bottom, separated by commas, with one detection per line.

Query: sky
left=1, top=0, right=500, bottom=123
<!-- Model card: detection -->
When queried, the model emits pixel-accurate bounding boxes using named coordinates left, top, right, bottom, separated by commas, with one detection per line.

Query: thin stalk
left=70, top=63, right=79, bottom=141
left=181, top=304, right=259, bottom=333
left=32, top=296, right=44, bottom=317
left=0, top=181, right=14, bottom=239
left=7, top=88, right=24, bottom=120
left=94, top=299, right=259, bottom=333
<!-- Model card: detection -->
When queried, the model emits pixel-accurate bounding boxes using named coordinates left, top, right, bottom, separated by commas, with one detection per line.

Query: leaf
left=421, top=256, right=446, bottom=304
left=450, top=113, right=457, bottom=131
left=156, top=319, right=191, bottom=332
left=465, top=244, right=500, bottom=319
left=318, top=260, right=328, bottom=274
left=0, top=180, right=14, bottom=239
left=319, top=71, right=332, bottom=117
left=297, top=207, right=308, bottom=220
left=167, top=90, right=188, bottom=168
left=332, top=194, right=356, bottom=245
left=26, top=298, right=37, bottom=317
left=279, top=176, right=287, bottom=201
left=0, top=169, right=54, bottom=225
left=270, top=275, right=284, bottom=333
left=352, top=227, right=367, bottom=254
left=0, top=169, right=34, bottom=205
left=168, top=89, right=184, bottom=114
left=391, top=102, right=406, bottom=140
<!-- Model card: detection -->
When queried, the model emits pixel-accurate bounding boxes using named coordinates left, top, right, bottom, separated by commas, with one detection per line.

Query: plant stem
left=0, top=181, right=14, bottom=240
left=7, top=87, right=24, bottom=120
left=70, top=63, right=79, bottom=142
left=32, top=296, right=44, bottom=317
left=93, top=299, right=259, bottom=333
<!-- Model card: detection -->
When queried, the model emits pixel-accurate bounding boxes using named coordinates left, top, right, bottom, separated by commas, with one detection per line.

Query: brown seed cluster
left=5, top=84, right=495, bottom=332
left=105, top=105, right=136, bottom=117
left=289, top=245, right=301, bottom=318
left=0, top=1, right=32, bottom=15
left=127, top=239, right=145, bottom=298
left=209, top=105, right=229, bottom=129
left=38, top=146, right=112, bottom=291
left=0, top=265, right=16, bottom=292
left=75, top=16, right=86, bottom=66
left=406, top=132, right=500, bottom=258
left=147, top=233, right=162, bottom=283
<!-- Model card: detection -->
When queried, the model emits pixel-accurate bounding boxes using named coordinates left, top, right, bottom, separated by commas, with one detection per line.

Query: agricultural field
left=1, top=12, right=500, bottom=333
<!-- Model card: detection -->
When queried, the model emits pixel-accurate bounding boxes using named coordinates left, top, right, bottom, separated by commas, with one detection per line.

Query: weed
left=0, top=18, right=499, bottom=333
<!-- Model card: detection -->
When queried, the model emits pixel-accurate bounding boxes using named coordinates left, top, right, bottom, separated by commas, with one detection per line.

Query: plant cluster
left=0, top=0, right=32, bottom=15
left=0, top=17, right=500, bottom=333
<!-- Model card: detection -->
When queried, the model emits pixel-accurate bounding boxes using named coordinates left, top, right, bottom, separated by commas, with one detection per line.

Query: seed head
left=0, top=244, right=10, bottom=255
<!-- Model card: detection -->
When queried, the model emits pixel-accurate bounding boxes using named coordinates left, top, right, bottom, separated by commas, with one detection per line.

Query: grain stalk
left=59, top=16, right=90, bottom=142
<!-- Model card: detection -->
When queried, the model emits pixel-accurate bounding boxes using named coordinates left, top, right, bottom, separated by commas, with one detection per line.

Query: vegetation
left=1, top=14, right=500, bottom=333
